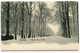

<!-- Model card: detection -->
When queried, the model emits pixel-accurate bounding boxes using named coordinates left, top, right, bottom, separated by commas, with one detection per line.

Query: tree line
left=54, top=1, right=78, bottom=38
left=1, top=1, right=78, bottom=40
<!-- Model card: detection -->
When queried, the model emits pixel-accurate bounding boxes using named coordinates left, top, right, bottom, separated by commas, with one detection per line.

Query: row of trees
left=1, top=1, right=78, bottom=40
left=55, top=1, right=78, bottom=38
left=1, top=2, right=51, bottom=40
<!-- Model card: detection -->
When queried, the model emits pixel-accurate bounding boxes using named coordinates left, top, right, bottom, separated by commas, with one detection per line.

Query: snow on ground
left=1, top=36, right=79, bottom=50
left=1, top=23, right=79, bottom=50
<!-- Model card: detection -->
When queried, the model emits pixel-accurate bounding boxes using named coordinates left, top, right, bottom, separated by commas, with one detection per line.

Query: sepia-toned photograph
left=1, top=1, right=79, bottom=51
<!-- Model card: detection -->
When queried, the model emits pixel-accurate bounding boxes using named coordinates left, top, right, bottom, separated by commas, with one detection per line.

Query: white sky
left=45, top=1, right=56, bottom=8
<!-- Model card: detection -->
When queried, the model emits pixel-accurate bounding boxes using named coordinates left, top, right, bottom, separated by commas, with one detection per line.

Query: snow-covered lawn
left=1, top=36, right=79, bottom=50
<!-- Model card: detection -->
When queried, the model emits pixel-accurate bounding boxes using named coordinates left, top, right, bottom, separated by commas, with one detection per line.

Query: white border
left=0, top=0, right=79, bottom=1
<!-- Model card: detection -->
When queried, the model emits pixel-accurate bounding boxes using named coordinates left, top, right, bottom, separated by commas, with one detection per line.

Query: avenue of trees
left=1, top=1, right=78, bottom=40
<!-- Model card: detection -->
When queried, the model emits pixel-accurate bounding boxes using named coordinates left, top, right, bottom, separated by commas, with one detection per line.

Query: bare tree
left=6, top=2, right=10, bottom=37
left=21, top=2, right=25, bottom=39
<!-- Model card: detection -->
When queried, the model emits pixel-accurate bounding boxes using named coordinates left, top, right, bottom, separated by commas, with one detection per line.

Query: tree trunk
left=76, top=2, right=79, bottom=37
left=66, top=1, right=71, bottom=38
left=62, top=2, right=67, bottom=37
left=21, top=2, right=24, bottom=39
left=72, top=4, right=76, bottom=33
left=28, top=14, right=31, bottom=38
left=28, top=2, right=32, bottom=38
left=14, top=4, right=18, bottom=40
left=6, top=2, right=10, bottom=37
left=14, top=20, right=17, bottom=40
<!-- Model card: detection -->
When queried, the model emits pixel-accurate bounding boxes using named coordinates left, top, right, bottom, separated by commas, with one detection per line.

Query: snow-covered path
left=1, top=36, right=78, bottom=50
left=1, top=23, right=79, bottom=50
